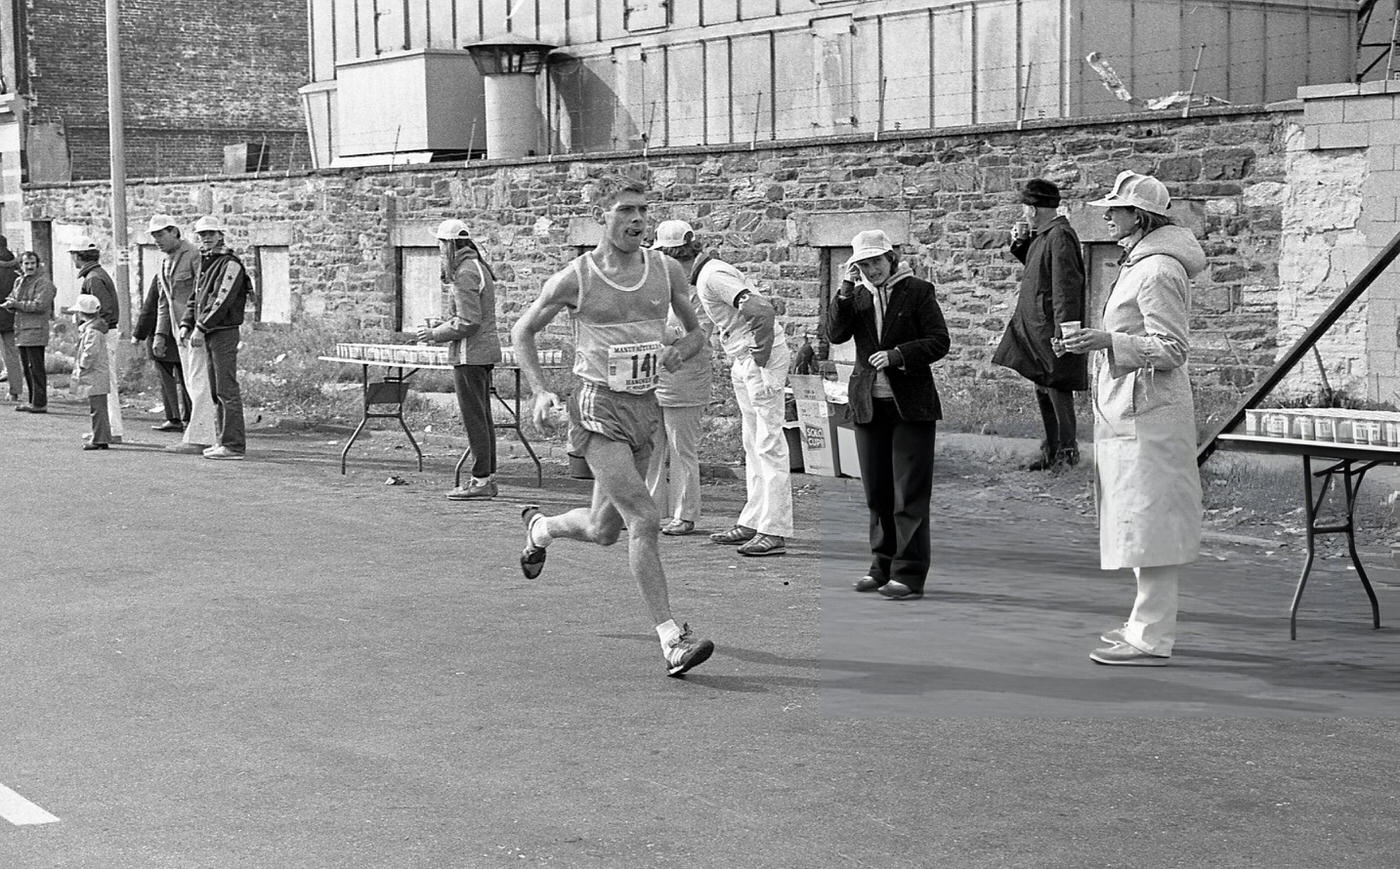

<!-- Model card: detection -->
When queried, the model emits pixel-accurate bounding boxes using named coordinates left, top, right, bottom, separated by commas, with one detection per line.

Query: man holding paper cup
left=992, top=178, right=1088, bottom=470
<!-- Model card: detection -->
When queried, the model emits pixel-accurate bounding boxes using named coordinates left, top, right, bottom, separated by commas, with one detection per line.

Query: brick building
left=0, top=0, right=310, bottom=243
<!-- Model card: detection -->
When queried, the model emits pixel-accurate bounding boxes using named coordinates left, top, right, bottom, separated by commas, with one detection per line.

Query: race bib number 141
left=607, top=341, right=664, bottom=394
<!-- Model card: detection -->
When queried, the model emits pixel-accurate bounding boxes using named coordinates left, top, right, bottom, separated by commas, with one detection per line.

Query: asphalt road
left=1, top=399, right=1397, bottom=868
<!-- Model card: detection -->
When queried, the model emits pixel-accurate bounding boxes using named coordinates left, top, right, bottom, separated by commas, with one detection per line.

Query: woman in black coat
left=827, top=230, right=951, bottom=600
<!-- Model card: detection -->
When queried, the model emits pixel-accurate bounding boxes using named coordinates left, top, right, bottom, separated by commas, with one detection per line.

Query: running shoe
left=664, top=623, right=714, bottom=677
left=520, top=505, right=547, bottom=579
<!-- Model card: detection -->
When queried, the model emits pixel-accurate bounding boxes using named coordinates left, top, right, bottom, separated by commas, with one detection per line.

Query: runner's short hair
left=590, top=175, right=649, bottom=211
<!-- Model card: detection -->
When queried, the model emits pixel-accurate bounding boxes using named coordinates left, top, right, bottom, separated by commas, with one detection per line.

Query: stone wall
left=22, top=105, right=1300, bottom=421
left=1283, top=84, right=1400, bottom=406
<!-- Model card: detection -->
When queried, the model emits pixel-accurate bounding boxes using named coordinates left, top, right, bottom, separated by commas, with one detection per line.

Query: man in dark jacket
left=0, top=235, right=21, bottom=401
left=991, top=179, right=1088, bottom=470
left=133, top=272, right=190, bottom=431
left=179, top=215, right=251, bottom=461
left=72, top=238, right=126, bottom=441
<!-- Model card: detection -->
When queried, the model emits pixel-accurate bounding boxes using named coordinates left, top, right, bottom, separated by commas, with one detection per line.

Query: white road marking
left=0, top=783, right=59, bottom=825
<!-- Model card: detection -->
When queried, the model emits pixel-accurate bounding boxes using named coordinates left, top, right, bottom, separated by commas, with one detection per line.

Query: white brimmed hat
left=1089, top=170, right=1171, bottom=216
left=147, top=214, right=178, bottom=234
left=193, top=215, right=226, bottom=234
left=71, top=237, right=99, bottom=253
left=653, top=219, right=695, bottom=248
left=848, top=229, right=894, bottom=264
left=66, top=295, right=101, bottom=315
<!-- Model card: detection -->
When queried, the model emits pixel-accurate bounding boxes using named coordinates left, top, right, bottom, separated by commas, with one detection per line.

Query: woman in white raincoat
left=1062, top=171, right=1205, bottom=666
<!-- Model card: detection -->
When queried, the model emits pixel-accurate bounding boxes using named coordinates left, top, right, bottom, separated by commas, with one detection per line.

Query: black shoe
left=1023, top=442, right=1057, bottom=471
left=853, top=575, right=886, bottom=592
left=82, top=442, right=109, bottom=451
left=1057, top=445, right=1080, bottom=467
left=153, top=420, right=185, bottom=432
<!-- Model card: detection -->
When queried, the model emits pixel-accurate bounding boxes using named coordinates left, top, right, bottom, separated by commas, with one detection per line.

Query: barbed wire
left=336, top=22, right=1346, bottom=151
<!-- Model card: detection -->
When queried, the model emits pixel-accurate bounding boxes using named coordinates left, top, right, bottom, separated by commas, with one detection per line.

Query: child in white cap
left=68, top=294, right=113, bottom=450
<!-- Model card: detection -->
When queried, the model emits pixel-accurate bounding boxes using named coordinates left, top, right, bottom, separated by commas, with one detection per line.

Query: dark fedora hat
left=1020, top=179, right=1062, bottom=207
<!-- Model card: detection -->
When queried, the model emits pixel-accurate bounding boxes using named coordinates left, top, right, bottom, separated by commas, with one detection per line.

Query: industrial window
left=254, top=246, right=291, bottom=324
left=625, top=0, right=668, bottom=31
left=397, top=246, right=441, bottom=333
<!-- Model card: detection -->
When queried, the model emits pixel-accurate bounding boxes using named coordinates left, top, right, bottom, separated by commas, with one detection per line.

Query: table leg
left=389, top=368, right=424, bottom=472
left=341, top=363, right=372, bottom=475
left=1339, top=462, right=1383, bottom=631
left=1291, top=455, right=1320, bottom=640
left=513, top=368, right=543, bottom=487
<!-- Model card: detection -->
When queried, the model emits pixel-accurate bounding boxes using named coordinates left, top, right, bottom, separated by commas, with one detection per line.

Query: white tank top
left=570, top=249, right=671, bottom=394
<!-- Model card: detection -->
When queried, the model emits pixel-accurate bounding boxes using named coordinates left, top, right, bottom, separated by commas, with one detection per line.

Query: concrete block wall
left=1291, top=84, right=1400, bottom=404
left=22, top=106, right=1297, bottom=417
left=21, top=0, right=309, bottom=180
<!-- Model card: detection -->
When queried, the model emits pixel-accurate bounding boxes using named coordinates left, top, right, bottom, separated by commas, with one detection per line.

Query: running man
left=511, top=176, right=715, bottom=678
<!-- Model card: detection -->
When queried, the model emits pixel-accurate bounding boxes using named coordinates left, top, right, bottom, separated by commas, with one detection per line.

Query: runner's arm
left=661, top=258, right=705, bottom=369
left=511, top=268, right=577, bottom=397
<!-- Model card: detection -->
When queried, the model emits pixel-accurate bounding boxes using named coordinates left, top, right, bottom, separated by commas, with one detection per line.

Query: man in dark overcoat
left=992, top=178, right=1088, bottom=469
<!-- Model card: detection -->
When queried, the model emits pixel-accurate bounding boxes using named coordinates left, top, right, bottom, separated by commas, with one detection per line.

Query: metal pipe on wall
left=104, top=0, right=129, bottom=335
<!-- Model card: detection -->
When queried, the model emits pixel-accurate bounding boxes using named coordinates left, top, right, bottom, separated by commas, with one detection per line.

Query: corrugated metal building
left=302, top=0, right=1356, bottom=167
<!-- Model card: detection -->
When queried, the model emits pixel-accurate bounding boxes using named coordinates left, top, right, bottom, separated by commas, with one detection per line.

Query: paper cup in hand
left=1059, top=320, right=1081, bottom=337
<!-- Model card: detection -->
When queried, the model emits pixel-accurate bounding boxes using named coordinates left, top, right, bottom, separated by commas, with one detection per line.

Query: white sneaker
left=664, top=623, right=715, bottom=677
left=1100, top=623, right=1128, bottom=645
left=203, top=445, right=245, bottom=461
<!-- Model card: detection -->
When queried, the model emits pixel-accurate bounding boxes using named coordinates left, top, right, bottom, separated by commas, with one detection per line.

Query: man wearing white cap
left=652, top=219, right=792, bottom=557
left=70, top=238, right=126, bottom=442
left=149, top=214, right=216, bottom=453
left=179, top=215, right=252, bottom=460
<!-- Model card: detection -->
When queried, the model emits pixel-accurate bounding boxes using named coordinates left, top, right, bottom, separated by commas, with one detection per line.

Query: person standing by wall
left=828, top=230, right=950, bottom=601
left=991, top=179, right=1088, bottom=470
left=1, top=251, right=56, bottom=413
left=67, top=294, right=113, bottom=451
left=0, top=236, right=22, bottom=402
left=150, top=215, right=216, bottom=454
left=1062, top=170, right=1204, bottom=667
left=180, top=216, right=251, bottom=461
left=416, top=219, right=502, bottom=500
left=644, top=256, right=712, bottom=537
left=133, top=270, right=191, bottom=433
left=652, top=220, right=792, bottom=557
left=71, top=239, right=127, bottom=442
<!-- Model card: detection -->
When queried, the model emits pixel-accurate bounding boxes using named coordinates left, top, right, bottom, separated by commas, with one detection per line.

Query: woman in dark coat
left=827, top=230, right=950, bottom=601
left=991, top=179, right=1088, bottom=469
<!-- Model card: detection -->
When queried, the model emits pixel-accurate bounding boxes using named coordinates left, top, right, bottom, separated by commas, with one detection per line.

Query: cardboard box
left=831, top=402, right=861, bottom=479
left=790, top=375, right=839, bottom=476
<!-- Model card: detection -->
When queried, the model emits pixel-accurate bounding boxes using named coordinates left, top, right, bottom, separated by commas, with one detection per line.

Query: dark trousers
left=155, top=357, right=191, bottom=424
left=454, top=364, right=497, bottom=478
left=205, top=328, right=245, bottom=453
left=19, top=345, right=46, bottom=408
left=1034, top=386, right=1077, bottom=448
left=88, top=394, right=111, bottom=445
left=853, top=398, right=936, bottom=592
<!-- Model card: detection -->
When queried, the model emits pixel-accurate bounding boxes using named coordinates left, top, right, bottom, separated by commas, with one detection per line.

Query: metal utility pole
left=105, top=0, right=130, bottom=335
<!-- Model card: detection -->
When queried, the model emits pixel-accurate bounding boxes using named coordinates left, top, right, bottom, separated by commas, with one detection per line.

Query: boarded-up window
left=398, top=247, right=441, bottom=332
left=625, top=0, right=668, bottom=31
left=255, top=246, right=292, bottom=324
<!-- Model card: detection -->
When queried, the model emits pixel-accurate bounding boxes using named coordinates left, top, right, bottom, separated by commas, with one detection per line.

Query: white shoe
left=203, top=445, right=245, bottom=461
left=1100, top=623, right=1128, bottom=645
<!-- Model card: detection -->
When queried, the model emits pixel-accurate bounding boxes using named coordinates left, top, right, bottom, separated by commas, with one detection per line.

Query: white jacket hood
left=1124, top=225, right=1206, bottom=279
